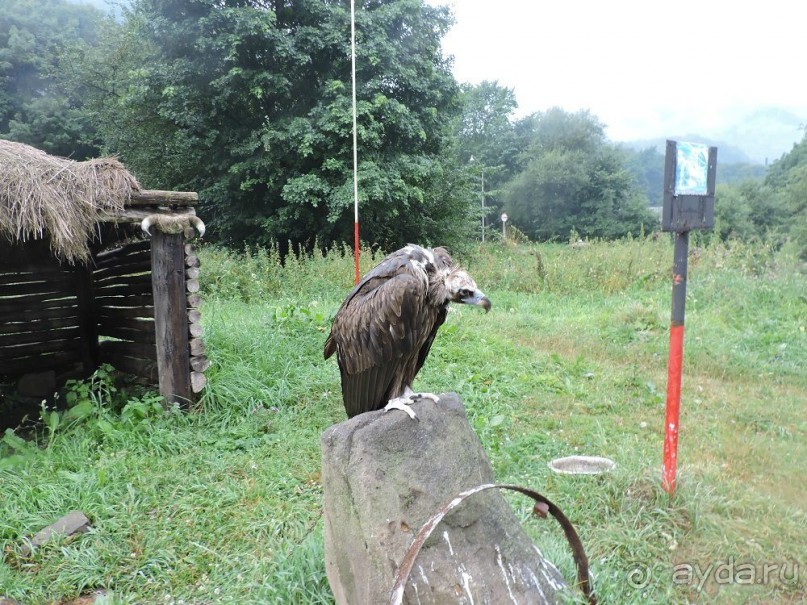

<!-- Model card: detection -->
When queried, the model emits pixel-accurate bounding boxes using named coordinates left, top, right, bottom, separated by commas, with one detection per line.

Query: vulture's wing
left=325, top=252, right=434, bottom=417
left=415, top=304, right=448, bottom=377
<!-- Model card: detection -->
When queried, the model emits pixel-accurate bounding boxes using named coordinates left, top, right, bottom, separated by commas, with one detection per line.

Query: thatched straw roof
left=0, top=140, right=141, bottom=262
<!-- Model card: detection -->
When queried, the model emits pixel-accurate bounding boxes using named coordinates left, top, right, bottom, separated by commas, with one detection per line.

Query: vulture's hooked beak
left=461, top=290, right=492, bottom=313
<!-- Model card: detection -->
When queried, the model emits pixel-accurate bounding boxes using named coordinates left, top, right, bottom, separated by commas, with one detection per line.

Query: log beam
left=97, top=207, right=196, bottom=225
left=127, top=190, right=198, bottom=207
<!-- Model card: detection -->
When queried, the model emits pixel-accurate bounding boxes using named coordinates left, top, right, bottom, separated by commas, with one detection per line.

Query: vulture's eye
left=458, top=289, right=473, bottom=298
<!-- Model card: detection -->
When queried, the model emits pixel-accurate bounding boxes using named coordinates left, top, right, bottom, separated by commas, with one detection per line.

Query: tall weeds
left=200, top=235, right=803, bottom=302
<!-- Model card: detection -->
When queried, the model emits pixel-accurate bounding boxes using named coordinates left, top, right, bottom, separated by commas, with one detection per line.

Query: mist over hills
left=66, top=0, right=125, bottom=19
left=620, top=106, right=805, bottom=165
left=67, top=0, right=119, bottom=11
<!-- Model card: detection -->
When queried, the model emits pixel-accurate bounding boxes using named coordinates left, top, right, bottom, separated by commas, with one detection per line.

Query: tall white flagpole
left=350, top=0, right=360, bottom=284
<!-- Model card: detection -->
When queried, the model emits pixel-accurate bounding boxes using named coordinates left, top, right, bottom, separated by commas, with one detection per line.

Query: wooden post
left=150, top=229, right=192, bottom=406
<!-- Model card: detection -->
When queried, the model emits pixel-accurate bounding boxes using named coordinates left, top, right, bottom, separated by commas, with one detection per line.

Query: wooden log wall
left=0, top=243, right=91, bottom=380
left=93, top=238, right=158, bottom=383
left=93, top=238, right=209, bottom=401
left=93, top=231, right=208, bottom=406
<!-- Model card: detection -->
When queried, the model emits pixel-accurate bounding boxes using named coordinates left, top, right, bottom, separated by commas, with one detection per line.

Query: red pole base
left=354, top=221, right=360, bottom=285
left=662, top=323, right=685, bottom=495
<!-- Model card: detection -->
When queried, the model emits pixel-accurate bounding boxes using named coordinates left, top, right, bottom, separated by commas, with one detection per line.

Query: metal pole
left=481, top=167, right=485, bottom=243
left=350, top=0, right=360, bottom=284
left=662, top=229, right=689, bottom=495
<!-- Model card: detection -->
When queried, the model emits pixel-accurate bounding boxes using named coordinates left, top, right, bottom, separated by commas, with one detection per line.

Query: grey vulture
left=324, top=244, right=491, bottom=419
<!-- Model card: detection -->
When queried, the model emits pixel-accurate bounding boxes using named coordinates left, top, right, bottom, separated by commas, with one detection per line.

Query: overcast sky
left=430, top=0, right=807, bottom=142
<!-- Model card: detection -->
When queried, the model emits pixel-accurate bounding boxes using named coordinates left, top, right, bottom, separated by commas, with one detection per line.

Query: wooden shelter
left=0, top=140, right=208, bottom=418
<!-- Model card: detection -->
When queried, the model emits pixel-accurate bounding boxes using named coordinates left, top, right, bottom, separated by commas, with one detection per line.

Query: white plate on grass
left=548, top=455, right=616, bottom=475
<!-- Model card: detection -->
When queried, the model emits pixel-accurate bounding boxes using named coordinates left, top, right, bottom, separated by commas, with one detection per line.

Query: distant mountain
left=721, top=107, right=804, bottom=164
left=619, top=106, right=805, bottom=165
left=621, top=136, right=752, bottom=164
left=65, top=0, right=126, bottom=18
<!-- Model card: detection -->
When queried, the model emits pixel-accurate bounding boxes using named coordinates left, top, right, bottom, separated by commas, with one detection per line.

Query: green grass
left=1, top=237, right=805, bottom=604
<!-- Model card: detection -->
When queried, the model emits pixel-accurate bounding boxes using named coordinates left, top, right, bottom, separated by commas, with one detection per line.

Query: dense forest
left=2, top=0, right=806, bottom=257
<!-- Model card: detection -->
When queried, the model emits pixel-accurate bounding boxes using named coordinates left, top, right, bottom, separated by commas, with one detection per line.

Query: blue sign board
left=674, top=142, right=710, bottom=196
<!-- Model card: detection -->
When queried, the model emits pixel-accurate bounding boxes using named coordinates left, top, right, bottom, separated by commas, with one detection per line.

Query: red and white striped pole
left=350, top=0, right=360, bottom=284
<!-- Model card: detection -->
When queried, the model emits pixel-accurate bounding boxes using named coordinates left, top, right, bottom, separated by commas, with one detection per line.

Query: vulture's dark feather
left=325, top=245, right=490, bottom=418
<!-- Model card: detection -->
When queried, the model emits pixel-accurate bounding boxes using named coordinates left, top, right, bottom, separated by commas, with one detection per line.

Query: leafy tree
left=0, top=0, right=103, bottom=158
left=713, top=183, right=755, bottom=240
left=716, top=161, right=767, bottom=184
left=73, top=0, right=473, bottom=252
left=521, top=107, right=605, bottom=157
left=506, top=148, right=588, bottom=240
left=620, top=145, right=664, bottom=206
left=765, top=132, right=807, bottom=257
left=780, top=164, right=807, bottom=258
left=710, top=131, right=806, bottom=255
left=504, top=108, right=655, bottom=240
left=450, top=80, right=520, bottom=237
left=765, top=131, right=807, bottom=189
left=714, top=178, right=792, bottom=243
left=452, top=81, right=518, bottom=168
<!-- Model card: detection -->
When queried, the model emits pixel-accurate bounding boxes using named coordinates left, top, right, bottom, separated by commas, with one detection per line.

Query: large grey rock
left=321, top=393, right=567, bottom=604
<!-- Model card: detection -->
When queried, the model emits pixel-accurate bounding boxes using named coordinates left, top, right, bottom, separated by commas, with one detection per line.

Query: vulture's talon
left=384, top=398, right=418, bottom=421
